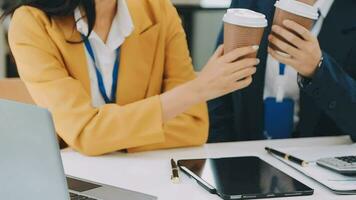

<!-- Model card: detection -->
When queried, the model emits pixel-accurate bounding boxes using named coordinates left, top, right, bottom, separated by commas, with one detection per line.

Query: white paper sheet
left=271, top=144, right=356, bottom=193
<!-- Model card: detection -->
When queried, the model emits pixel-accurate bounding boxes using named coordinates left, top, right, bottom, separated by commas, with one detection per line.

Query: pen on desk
left=265, top=147, right=309, bottom=167
left=170, top=159, right=180, bottom=183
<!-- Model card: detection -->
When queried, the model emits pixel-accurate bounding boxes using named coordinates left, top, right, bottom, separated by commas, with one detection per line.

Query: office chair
left=0, top=78, right=34, bottom=104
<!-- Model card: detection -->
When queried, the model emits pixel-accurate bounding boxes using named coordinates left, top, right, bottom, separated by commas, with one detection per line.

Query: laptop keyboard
left=70, top=192, right=98, bottom=200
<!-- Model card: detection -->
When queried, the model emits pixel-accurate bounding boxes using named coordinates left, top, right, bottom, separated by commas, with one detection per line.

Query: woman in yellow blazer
left=6, top=0, right=259, bottom=156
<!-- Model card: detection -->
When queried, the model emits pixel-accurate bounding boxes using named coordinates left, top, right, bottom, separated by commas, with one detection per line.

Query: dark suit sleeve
left=299, top=52, right=356, bottom=141
left=208, top=94, right=235, bottom=142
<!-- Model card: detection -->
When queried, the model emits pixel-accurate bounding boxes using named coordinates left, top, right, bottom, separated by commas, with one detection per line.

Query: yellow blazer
left=9, top=0, right=209, bottom=155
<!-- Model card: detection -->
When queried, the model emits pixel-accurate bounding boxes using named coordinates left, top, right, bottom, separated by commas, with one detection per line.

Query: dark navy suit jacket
left=208, top=0, right=356, bottom=143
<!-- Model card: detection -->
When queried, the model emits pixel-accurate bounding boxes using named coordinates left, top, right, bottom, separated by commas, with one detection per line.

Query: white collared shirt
left=263, top=0, right=335, bottom=128
left=74, top=0, right=134, bottom=107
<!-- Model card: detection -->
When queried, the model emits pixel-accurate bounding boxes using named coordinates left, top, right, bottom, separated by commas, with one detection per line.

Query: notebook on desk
left=269, top=144, right=356, bottom=194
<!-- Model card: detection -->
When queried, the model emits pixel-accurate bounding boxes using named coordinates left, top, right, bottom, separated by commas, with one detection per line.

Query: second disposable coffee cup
left=271, top=0, right=319, bottom=55
left=223, top=9, right=268, bottom=58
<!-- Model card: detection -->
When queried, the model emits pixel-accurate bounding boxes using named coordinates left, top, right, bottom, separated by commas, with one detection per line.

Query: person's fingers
left=268, top=47, right=296, bottom=66
left=271, top=25, right=305, bottom=49
left=283, top=20, right=314, bottom=42
left=230, top=76, right=253, bottom=92
left=220, top=45, right=259, bottom=63
left=268, top=34, right=302, bottom=58
left=227, top=58, right=260, bottom=73
left=229, top=67, right=257, bottom=82
left=211, top=45, right=224, bottom=60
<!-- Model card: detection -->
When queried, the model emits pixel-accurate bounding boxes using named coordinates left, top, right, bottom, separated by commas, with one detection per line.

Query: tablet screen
left=178, top=157, right=313, bottom=199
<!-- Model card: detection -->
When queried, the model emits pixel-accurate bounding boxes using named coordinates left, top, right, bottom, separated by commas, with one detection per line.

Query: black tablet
left=178, top=156, right=313, bottom=200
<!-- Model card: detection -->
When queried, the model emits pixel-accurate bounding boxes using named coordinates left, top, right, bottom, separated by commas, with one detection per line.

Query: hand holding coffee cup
left=216, top=9, right=267, bottom=92
left=269, top=0, right=319, bottom=56
left=268, top=0, right=322, bottom=78
left=195, top=9, right=267, bottom=100
left=196, top=45, right=260, bottom=101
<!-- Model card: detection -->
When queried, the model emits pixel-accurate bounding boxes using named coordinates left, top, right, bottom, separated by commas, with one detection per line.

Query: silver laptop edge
left=0, top=99, right=157, bottom=200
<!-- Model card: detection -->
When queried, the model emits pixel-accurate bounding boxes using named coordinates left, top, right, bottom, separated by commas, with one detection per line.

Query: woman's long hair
left=1, top=0, right=96, bottom=39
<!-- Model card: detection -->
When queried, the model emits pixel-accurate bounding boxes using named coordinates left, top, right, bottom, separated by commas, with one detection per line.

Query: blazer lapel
left=117, top=0, right=160, bottom=105
left=54, top=1, right=160, bottom=105
left=52, top=16, right=91, bottom=94
left=318, top=0, right=356, bottom=66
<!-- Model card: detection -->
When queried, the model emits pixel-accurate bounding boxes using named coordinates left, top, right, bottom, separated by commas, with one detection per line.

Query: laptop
left=0, top=99, right=157, bottom=200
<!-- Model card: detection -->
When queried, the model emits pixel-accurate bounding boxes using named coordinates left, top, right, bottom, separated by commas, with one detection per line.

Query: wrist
left=186, top=78, right=206, bottom=104
left=159, top=79, right=206, bottom=122
left=298, top=56, right=324, bottom=88
left=304, top=55, right=324, bottom=78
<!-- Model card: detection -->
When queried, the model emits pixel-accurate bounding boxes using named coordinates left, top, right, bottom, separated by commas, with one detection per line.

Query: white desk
left=61, top=136, right=355, bottom=200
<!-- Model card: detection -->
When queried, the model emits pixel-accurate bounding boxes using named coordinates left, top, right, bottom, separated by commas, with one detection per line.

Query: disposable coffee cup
left=271, top=0, right=319, bottom=56
left=223, top=9, right=268, bottom=58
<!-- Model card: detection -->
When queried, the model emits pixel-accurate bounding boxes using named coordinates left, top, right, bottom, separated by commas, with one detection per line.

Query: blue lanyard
left=82, top=37, right=120, bottom=104
left=279, top=63, right=286, bottom=76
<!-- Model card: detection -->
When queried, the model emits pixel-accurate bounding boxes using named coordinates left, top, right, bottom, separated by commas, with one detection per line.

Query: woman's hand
left=193, top=45, right=260, bottom=102
left=268, top=20, right=322, bottom=78
left=160, top=45, right=259, bottom=122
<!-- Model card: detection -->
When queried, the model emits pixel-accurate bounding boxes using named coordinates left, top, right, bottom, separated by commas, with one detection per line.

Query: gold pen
left=265, top=147, right=309, bottom=167
left=170, top=159, right=180, bottom=183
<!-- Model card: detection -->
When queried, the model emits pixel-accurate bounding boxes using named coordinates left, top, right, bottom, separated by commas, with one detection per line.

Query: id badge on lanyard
left=264, top=63, right=294, bottom=139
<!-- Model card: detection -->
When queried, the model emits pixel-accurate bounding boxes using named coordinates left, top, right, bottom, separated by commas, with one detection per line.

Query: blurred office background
left=0, top=0, right=231, bottom=79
